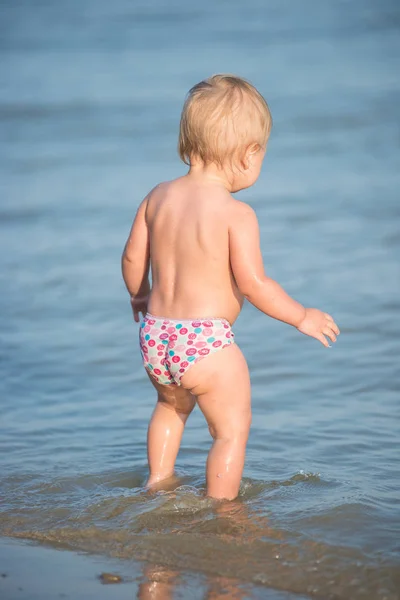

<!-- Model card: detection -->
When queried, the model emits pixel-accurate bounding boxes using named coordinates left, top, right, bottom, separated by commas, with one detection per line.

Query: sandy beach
left=0, top=537, right=141, bottom=600
left=0, top=537, right=310, bottom=600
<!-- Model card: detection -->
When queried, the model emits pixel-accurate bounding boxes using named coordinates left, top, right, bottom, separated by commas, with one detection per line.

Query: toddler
left=122, top=75, right=339, bottom=500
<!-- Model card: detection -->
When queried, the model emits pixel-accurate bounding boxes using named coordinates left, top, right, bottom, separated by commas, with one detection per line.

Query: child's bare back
left=122, top=75, right=339, bottom=500
left=145, top=177, right=244, bottom=324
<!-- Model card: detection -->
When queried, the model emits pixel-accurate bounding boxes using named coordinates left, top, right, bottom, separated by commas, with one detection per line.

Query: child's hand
left=297, top=308, right=340, bottom=347
left=130, top=294, right=149, bottom=323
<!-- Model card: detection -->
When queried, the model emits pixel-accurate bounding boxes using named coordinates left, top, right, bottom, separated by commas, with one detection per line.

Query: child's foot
left=145, top=472, right=181, bottom=493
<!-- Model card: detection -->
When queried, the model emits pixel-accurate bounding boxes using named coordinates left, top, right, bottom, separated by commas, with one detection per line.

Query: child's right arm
left=229, top=203, right=339, bottom=347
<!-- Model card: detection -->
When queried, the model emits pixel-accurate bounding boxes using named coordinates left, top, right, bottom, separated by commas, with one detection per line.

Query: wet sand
left=0, top=537, right=310, bottom=600
left=0, top=537, right=139, bottom=600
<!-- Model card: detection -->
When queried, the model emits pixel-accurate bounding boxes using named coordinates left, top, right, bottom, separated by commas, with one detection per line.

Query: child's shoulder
left=144, top=177, right=188, bottom=200
left=228, top=198, right=257, bottom=226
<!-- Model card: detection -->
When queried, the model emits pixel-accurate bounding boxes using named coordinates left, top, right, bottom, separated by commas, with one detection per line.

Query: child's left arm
left=121, top=197, right=150, bottom=322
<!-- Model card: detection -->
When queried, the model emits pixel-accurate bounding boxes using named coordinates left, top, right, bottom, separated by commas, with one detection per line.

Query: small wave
left=1, top=468, right=398, bottom=599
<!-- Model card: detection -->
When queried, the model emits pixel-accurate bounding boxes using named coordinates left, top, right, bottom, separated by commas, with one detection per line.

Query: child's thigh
left=180, top=344, right=251, bottom=436
left=146, top=372, right=196, bottom=415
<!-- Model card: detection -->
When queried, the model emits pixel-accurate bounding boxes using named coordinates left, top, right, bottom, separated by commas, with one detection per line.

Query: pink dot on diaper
left=202, top=328, right=212, bottom=336
left=159, top=333, right=168, bottom=340
left=142, top=345, right=148, bottom=354
left=161, top=358, right=166, bottom=365
left=212, top=340, right=222, bottom=348
left=154, top=368, right=161, bottom=375
left=180, top=327, right=188, bottom=335
left=147, top=319, right=156, bottom=325
left=187, top=340, right=193, bottom=345
left=226, top=332, right=231, bottom=338
left=192, top=321, right=201, bottom=328
left=195, top=341, right=207, bottom=349
left=161, top=325, right=166, bottom=330
left=172, top=355, right=180, bottom=363
left=186, top=348, right=197, bottom=356
left=144, top=325, right=151, bottom=333
left=181, top=361, right=188, bottom=368
left=148, top=340, right=155, bottom=347
left=157, top=344, right=164, bottom=351
left=179, top=368, right=185, bottom=373
left=188, top=333, right=197, bottom=340
left=164, top=370, right=170, bottom=376
left=169, top=334, right=178, bottom=342
left=169, top=342, right=176, bottom=349
left=202, top=321, right=213, bottom=328
left=223, top=323, right=229, bottom=329
left=167, top=327, right=175, bottom=334
left=198, top=348, right=210, bottom=356
left=157, top=351, right=163, bottom=356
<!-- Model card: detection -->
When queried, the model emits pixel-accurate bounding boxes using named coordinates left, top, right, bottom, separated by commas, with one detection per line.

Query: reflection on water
left=1, top=0, right=400, bottom=598
left=138, top=565, right=307, bottom=600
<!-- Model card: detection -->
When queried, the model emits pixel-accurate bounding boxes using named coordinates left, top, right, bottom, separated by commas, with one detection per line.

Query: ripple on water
left=0, top=469, right=399, bottom=599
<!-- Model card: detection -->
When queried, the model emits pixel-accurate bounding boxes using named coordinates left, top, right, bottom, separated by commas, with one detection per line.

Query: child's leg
left=180, top=344, right=251, bottom=500
left=145, top=375, right=196, bottom=487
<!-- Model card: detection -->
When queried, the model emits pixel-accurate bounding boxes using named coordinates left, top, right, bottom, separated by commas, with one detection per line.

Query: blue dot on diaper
left=188, top=356, right=196, bottom=362
left=207, top=337, right=215, bottom=343
left=176, top=324, right=182, bottom=329
left=169, top=350, right=174, bottom=356
left=145, top=334, right=150, bottom=341
left=141, top=322, right=145, bottom=328
left=148, top=364, right=153, bottom=370
left=194, top=327, right=202, bottom=334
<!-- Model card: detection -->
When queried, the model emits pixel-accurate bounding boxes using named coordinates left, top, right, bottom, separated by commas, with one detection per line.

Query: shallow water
left=1, top=0, right=399, bottom=598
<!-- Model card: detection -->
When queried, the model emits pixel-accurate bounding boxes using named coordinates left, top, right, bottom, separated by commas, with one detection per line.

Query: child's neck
left=187, top=161, right=234, bottom=192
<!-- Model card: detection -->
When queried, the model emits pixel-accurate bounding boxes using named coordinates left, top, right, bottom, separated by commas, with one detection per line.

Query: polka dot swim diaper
left=139, top=313, right=235, bottom=385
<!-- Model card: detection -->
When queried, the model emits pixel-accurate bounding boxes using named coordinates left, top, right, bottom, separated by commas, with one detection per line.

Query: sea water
left=1, top=1, right=399, bottom=598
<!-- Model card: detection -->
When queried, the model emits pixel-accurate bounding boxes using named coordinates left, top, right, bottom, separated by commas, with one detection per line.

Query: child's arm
left=229, top=203, right=339, bottom=347
left=121, top=197, right=151, bottom=322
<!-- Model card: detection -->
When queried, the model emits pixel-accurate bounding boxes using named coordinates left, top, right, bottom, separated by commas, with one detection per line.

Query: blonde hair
left=178, top=74, right=272, bottom=166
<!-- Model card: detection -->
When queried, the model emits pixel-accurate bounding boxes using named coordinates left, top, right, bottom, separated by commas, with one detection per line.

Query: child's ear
left=242, top=143, right=261, bottom=170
